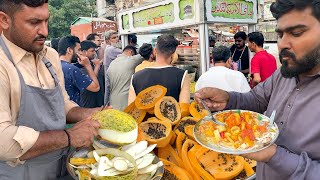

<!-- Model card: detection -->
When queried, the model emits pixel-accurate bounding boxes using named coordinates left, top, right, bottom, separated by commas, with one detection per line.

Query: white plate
left=193, top=110, right=279, bottom=155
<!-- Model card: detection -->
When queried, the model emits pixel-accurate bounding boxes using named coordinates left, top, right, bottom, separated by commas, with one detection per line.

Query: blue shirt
left=61, top=61, right=92, bottom=106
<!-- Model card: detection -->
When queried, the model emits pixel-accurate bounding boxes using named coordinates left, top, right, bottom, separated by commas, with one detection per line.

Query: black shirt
left=230, top=44, right=250, bottom=76
left=74, top=62, right=105, bottom=108
left=132, top=67, right=186, bottom=101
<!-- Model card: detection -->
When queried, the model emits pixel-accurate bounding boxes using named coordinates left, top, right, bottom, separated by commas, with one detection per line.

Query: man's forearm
left=19, top=130, right=67, bottom=161
left=93, top=64, right=101, bottom=76
left=66, top=106, right=100, bottom=123
left=85, top=65, right=99, bottom=86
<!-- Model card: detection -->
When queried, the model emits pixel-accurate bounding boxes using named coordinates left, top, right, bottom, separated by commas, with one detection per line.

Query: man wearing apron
left=0, top=1, right=102, bottom=179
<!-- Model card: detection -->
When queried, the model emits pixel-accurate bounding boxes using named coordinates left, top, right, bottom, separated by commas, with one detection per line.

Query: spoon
left=199, top=99, right=225, bottom=126
left=269, top=110, right=276, bottom=125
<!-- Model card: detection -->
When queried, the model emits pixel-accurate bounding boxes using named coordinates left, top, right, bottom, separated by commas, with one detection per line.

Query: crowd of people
left=0, top=0, right=319, bottom=179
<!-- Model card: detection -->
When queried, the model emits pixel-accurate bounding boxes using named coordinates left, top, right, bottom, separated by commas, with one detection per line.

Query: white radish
left=121, top=141, right=137, bottom=151
left=90, top=168, right=98, bottom=176
left=137, top=154, right=155, bottom=169
left=138, top=161, right=163, bottom=174
left=136, top=153, right=154, bottom=165
left=93, top=151, right=100, bottom=162
left=97, top=157, right=113, bottom=176
left=124, top=141, right=148, bottom=156
left=113, top=159, right=128, bottom=171
left=134, top=144, right=157, bottom=159
left=148, top=168, right=157, bottom=180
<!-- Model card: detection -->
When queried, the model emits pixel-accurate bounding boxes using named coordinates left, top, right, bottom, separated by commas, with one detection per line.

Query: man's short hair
left=104, top=30, right=117, bottom=40
left=234, top=31, right=247, bottom=41
left=80, top=40, right=97, bottom=51
left=0, top=0, right=48, bottom=16
left=139, top=43, right=153, bottom=60
left=156, top=34, right=179, bottom=59
left=128, top=34, right=137, bottom=44
left=58, top=35, right=80, bottom=56
left=270, top=0, right=320, bottom=21
left=123, top=45, right=137, bottom=55
left=86, top=33, right=99, bottom=41
left=212, top=46, right=231, bottom=63
left=51, top=38, right=60, bottom=52
left=248, top=32, right=264, bottom=47
left=209, top=35, right=216, bottom=42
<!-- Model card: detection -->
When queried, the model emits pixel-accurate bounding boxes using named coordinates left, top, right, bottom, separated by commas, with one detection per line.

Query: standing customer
left=135, top=43, right=155, bottom=73
left=78, top=40, right=104, bottom=108
left=128, top=34, right=190, bottom=104
left=103, top=30, right=122, bottom=104
left=195, top=0, right=320, bottom=179
left=106, top=46, right=143, bottom=110
left=230, top=31, right=251, bottom=76
left=59, top=36, right=100, bottom=106
left=248, top=32, right=277, bottom=88
left=196, top=46, right=250, bottom=93
left=0, top=1, right=103, bottom=179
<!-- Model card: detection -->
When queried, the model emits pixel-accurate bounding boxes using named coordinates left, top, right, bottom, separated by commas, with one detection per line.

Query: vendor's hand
left=66, top=118, right=100, bottom=148
left=241, top=144, right=277, bottom=162
left=194, top=87, right=229, bottom=111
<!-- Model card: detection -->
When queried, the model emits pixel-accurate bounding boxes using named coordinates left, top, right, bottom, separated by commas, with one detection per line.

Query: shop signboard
left=206, top=0, right=257, bottom=24
left=117, top=0, right=198, bottom=35
left=263, top=2, right=275, bottom=21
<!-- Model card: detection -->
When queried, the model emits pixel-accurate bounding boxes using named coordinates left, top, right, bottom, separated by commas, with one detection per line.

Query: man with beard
left=230, top=31, right=251, bottom=77
left=103, top=30, right=122, bottom=71
left=0, top=1, right=104, bottom=179
left=86, top=33, right=104, bottom=60
left=194, top=0, right=320, bottom=179
left=59, top=37, right=100, bottom=106
left=103, top=30, right=122, bottom=104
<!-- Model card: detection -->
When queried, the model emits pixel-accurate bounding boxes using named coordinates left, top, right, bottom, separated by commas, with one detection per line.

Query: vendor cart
left=116, top=0, right=258, bottom=75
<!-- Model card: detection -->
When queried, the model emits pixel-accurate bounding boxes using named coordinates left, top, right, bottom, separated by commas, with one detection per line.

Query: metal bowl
left=67, top=147, right=164, bottom=180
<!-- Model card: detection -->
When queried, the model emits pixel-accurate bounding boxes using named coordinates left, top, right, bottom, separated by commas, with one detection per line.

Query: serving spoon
left=199, top=99, right=225, bottom=126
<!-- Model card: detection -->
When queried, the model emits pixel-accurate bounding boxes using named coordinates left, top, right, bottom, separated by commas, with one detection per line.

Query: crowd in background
left=52, top=30, right=277, bottom=111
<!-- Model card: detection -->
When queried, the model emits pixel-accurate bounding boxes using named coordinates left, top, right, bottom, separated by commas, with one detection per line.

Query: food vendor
left=0, top=1, right=104, bottom=179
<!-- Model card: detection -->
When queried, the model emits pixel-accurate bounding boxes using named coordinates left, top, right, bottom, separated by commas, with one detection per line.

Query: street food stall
left=117, top=0, right=258, bottom=76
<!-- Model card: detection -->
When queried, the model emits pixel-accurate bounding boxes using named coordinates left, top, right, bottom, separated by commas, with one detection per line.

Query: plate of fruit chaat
left=193, top=110, right=279, bottom=154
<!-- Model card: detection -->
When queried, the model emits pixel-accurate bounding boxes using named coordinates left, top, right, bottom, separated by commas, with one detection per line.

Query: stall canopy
left=70, top=17, right=117, bottom=41
left=116, top=0, right=258, bottom=73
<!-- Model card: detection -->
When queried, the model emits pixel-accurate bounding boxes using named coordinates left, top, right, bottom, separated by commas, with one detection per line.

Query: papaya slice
left=189, top=101, right=210, bottom=119
left=138, top=119, right=172, bottom=147
left=244, top=158, right=257, bottom=167
left=181, top=139, right=202, bottom=180
left=175, top=131, right=187, bottom=158
left=160, top=158, right=193, bottom=180
left=180, top=102, right=191, bottom=118
left=158, top=144, right=184, bottom=168
left=184, top=125, right=195, bottom=141
left=124, top=101, right=147, bottom=124
left=135, top=85, right=167, bottom=110
left=174, top=116, right=199, bottom=135
left=188, top=145, right=215, bottom=180
left=155, top=96, right=181, bottom=125
left=196, top=147, right=244, bottom=180
left=243, top=160, right=255, bottom=177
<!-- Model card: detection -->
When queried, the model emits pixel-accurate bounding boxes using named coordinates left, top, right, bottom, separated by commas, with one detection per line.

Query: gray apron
left=0, top=37, right=68, bottom=180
